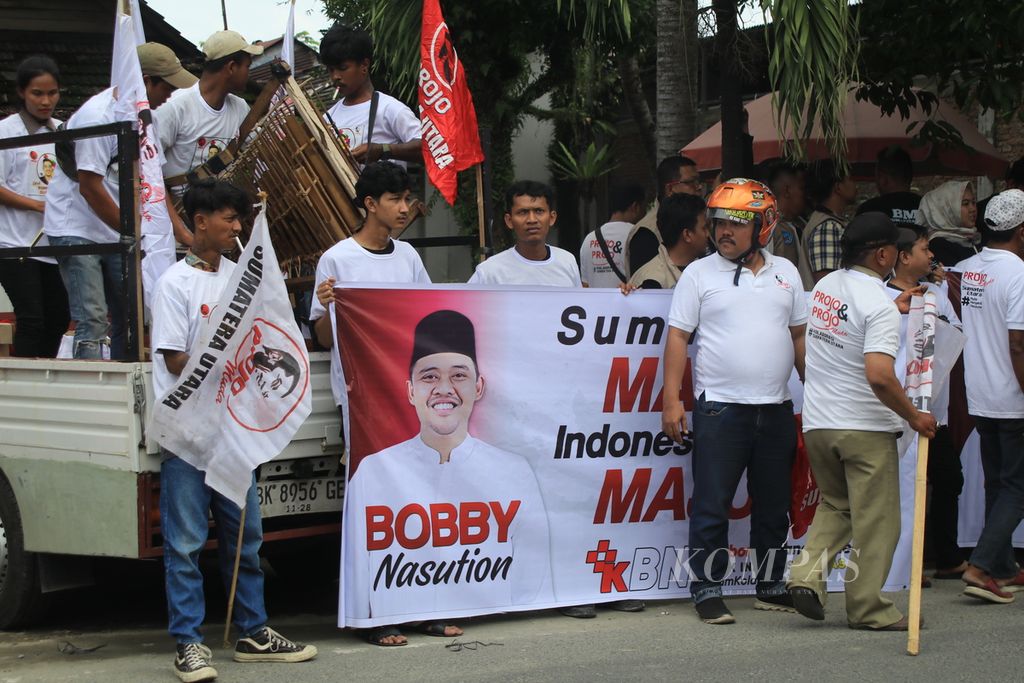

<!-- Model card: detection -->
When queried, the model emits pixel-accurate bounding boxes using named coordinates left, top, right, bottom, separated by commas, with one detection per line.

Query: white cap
left=984, top=189, right=1024, bottom=232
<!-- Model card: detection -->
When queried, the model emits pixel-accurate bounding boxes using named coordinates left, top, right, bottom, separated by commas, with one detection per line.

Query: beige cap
left=136, top=43, right=198, bottom=89
left=203, top=30, right=264, bottom=61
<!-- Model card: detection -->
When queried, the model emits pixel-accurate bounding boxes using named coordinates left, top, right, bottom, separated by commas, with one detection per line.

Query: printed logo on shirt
left=27, top=151, right=56, bottom=197
left=809, top=289, right=849, bottom=335
left=774, top=273, right=793, bottom=291
left=960, top=270, right=993, bottom=310
left=188, top=136, right=233, bottom=171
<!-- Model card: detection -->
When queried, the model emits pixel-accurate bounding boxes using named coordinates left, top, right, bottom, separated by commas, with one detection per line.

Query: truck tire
left=0, top=473, right=48, bottom=629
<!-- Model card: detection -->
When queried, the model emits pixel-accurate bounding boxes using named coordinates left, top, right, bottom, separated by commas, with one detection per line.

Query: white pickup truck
left=0, top=353, right=343, bottom=628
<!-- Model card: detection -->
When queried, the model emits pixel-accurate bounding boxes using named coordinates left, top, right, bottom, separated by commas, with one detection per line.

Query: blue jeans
left=969, top=417, right=1024, bottom=579
left=49, top=235, right=125, bottom=360
left=688, top=393, right=796, bottom=603
left=160, top=454, right=267, bottom=644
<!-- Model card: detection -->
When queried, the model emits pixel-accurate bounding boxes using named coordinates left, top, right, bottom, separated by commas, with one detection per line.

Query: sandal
left=418, top=621, right=461, bottom=637
left=366, top=625, right=407, bottom=646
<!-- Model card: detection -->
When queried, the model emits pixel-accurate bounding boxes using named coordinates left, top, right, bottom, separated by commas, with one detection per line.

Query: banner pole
left=906, top=434, right=930, bottom=656
left=475, top=164, right=486, bottom=262
left=223, top=504, right=247, bottom=649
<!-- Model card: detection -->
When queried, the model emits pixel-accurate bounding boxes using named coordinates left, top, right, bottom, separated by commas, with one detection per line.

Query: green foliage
left=550, top=141, right=618, bottom=192
left=760, top=0, right=859, bottom=168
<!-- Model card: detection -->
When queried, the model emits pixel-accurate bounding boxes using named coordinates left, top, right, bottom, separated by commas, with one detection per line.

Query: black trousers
left=925, top=425, right=965, bottom=569
left=0, top=257, right=69, bottom=358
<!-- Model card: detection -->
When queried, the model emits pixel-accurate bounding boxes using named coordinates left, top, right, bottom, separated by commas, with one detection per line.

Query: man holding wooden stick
left=787, top=212, right=936, bottom=631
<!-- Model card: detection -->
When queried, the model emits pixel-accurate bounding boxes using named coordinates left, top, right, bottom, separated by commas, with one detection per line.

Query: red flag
left=419, top=0, right=484, bottom=204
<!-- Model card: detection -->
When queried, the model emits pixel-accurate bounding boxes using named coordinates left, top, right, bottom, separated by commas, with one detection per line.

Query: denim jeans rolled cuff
left=160, top=451, right=267, bottom=643
left=690, top=580, right=724, bottom=604
left=968, top=416, right=1024, bottom=578
left=49, top=234, right=126, bottom=360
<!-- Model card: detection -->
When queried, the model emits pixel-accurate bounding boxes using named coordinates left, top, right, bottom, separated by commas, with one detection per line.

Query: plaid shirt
left=805, top=210, right=845, bottom=274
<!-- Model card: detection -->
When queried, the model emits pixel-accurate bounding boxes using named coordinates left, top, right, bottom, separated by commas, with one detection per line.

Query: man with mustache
left=662, top=178, right=807, bottom=625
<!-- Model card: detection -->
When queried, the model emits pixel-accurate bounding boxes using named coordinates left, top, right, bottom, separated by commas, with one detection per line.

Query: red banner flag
left=419, top=0, right=484, bottom=204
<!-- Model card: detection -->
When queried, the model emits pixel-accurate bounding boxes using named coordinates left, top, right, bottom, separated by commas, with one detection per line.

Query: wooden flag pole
left=223, top=504, right=248, bottom=648
left=906, top=434, right=930, bottom=656
left=475, top=164, right=486, bottom=262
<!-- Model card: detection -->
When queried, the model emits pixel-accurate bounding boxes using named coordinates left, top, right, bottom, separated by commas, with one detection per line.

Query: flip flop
left=418, top=621, right=461, bottom=637
left=366, top=625, right=407, bottom=646
left=963, top=578, right=1015, bottom=604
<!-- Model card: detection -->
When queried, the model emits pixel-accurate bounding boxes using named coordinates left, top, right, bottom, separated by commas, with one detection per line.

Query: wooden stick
left=906, top=434, right=930, bottom=656
left=223, top=503, right=247, bottom=649
left=475, top=164, right=486, bottom=262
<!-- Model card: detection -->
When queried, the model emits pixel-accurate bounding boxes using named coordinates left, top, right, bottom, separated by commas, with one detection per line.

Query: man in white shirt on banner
left=151, top=179, right=315, bottom=682
left=662, top=178, right=807, bottom=625
left=957, top=189, right=1024, bottom=603
left=468, top=181, right=582, bottom=287
left=580, top=184, right=644, bottom=287
left=787, top=212, right=936, bottom=631
left=321, top=23, right=422, bottom=166
left=44, top=43, right=195, bottom=359
left=344, top=310, right=553, bottom=629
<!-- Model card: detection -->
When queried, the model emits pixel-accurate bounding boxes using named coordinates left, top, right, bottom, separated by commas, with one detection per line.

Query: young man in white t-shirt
left=311, top=162, right=448, bottom=646
left=579, top=184, right=644, bottom=287
left=151, top=179, right=316, bottom=682
left=787, top=212, right=936, bottom=631
left=320, top=23, right=421, bottom=167
left=44, top=43, right=196, bottom=359
left=956, top=189, right=1024, bottom=603
left=662, top=179, right=807, bottom=625
left=467, top=180, right=582, bottom=287
left=886, top=228, right=967, bottom=583
left=157, top=30, right=263, bottom=243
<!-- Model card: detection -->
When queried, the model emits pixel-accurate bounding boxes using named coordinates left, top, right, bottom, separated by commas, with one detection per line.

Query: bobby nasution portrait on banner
left=343, top=309, right=555, bottom=622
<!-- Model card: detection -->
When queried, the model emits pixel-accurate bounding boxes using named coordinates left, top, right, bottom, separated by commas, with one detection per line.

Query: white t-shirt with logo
left=326, top=92, right=420, bottom=168
left=156, top=84, right=249, bottom=178
left=43, top=89, right=121, bottom=244
left=310, top=237, right=431, bottom=406
left=150, top=257, right=237, bottom=403
left=0, top=113, right=61, bottom=263
left=884, top=281, right=960, bottom=425
left=802, top=268, right=902, bottom=432
left=580, top=221, right=631, bottom=287
left=468, top=246, right=582, bottom=287
left=956, top=248, right=1024, bottom=418
left=668, top=250, right=807, bottom=404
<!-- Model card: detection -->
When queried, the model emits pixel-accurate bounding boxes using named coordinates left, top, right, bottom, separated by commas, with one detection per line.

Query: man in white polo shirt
left=787, top=212, right=936, bottom=631
left=662, top=178, right=807, bottom=625
left=957, top=189, right=1024, bottom=604
left=467, top=180, right=581, bottom=287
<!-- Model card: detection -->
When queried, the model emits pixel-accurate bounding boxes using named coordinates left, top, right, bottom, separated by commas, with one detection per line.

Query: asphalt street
left=0, top=555, right=1020, bottom=683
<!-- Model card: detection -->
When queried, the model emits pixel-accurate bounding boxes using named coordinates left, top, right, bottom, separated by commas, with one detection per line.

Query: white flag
left=905, top=292, right=937, bottom=413
left=148, top=208, right=312, bottom=507
left=111, top=2, right=175, bottom=311
left=281, top=0, right=296, bottom=70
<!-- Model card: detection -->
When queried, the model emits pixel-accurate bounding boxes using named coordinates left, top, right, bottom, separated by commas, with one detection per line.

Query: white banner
left=333, top=287, right=918, bottom=628
left=111, top=3, right=174, bottom=311
left=148, top=209, right=312, bottom=507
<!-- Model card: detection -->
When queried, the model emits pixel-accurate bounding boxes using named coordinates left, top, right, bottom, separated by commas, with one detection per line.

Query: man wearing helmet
left=661, top=178, right=808, bottom=625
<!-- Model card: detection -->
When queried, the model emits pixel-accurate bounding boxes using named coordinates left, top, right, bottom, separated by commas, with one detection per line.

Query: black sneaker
left=754, top=593, right=797, bottom=613
left=559, top=604, right=597, bottom=618
left=233, top=627, right=318, bottom=663
left=695, top=597, right=735, bottom=624
left=789, top=586, right=826, bottom=621
left=174, top=643, right=217, bottom=683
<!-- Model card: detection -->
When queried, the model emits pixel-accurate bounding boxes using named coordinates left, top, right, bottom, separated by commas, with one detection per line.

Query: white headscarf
left=917, top=180, right=979, bottom=248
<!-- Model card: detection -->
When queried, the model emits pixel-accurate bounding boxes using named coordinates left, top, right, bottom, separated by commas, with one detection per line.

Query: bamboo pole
left=223, top=504, right=247, bottom=648
left=906, top=435, right=930, bottom=655
left=475, top=164, right=486, bottom=262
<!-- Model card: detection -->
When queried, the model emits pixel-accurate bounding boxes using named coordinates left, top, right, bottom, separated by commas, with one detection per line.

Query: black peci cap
left=409, top=310, right=477, bottom=372
left=842, top=211, right=900, bottom=252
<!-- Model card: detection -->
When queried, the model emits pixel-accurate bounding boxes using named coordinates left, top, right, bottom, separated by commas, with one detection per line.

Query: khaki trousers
left=787, top=429, right=904, bottom=628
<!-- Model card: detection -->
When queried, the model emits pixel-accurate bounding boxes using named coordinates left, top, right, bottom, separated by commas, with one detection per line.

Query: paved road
left=0, top=555, right=1020, bottom=683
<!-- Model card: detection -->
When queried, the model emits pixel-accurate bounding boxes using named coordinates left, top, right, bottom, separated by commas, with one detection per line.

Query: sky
left=145, top=0, right=330, bottom=48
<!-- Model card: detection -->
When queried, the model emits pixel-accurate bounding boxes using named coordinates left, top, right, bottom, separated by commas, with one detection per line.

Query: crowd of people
left=0, top=19, right=1023, bottom=683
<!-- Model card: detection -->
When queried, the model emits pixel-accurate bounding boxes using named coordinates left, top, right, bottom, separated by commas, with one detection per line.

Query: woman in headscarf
left=0, top=55, right=69, bottom=357
left=917, top=180, right=979, bottom=266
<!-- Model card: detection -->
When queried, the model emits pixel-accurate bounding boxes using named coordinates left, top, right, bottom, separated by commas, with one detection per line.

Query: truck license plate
left=256, top=477, right=344, bottom=518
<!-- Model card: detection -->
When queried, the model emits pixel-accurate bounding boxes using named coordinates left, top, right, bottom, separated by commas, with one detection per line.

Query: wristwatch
left=380, top=143, right=392, bottom=161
